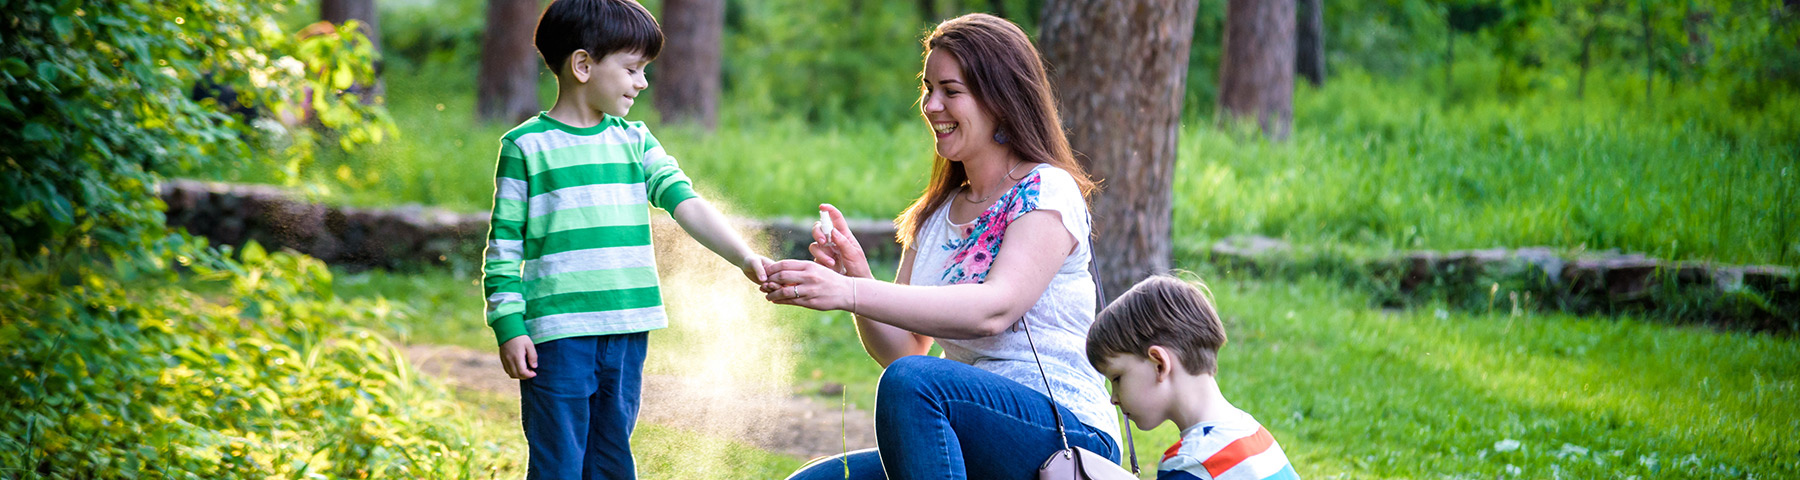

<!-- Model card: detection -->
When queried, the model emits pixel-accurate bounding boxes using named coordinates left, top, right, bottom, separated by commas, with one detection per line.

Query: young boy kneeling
left=1086, top=275, right=1300, bottom=480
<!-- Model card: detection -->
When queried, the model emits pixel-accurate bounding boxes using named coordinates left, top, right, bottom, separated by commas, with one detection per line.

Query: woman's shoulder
left=1024, top=164, right=1080, bottom=196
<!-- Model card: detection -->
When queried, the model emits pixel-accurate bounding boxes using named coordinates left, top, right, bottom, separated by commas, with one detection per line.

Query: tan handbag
left=1019, top=316, right=1140, bottom=480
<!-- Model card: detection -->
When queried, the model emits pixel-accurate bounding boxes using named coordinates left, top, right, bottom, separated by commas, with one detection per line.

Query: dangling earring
left=993, top=130, right=1009, bottom=144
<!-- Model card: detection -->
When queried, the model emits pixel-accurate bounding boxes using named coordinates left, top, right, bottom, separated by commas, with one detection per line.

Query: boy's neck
left=546, top=87, right=608, bottom=129
left=1168, top=373, right=1238, bottom=432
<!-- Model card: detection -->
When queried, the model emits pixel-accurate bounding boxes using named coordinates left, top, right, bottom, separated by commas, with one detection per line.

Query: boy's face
left=574, top=49, right=650, bottom=117
left=1097, top=352, right=1176, bottom=431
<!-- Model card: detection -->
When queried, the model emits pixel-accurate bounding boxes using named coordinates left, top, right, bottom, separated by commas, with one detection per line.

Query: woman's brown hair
left=894, top=13, right=1096, bottom=248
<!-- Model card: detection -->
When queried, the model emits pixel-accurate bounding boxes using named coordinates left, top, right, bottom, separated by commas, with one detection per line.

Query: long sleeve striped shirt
left=481, top=113, right=697, bottom=345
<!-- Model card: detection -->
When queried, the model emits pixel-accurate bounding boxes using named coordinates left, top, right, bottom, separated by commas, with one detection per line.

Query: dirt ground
left=402, top=344, right=878, bottom=461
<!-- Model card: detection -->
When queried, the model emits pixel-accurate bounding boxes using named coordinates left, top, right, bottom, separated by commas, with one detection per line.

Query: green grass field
left=334, top=261, right=1800, bottom=478
left=195, top=60, right=1798, bottom=267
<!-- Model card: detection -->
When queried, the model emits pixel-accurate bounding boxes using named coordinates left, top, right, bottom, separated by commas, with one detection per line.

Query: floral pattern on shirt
left=939, top=171, right=1043, bottom=285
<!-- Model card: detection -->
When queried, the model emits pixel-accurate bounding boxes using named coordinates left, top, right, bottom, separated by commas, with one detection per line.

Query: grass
left=195, top=59, right=1797, bottom=267
left=334, top=257, right=1800, bottom=478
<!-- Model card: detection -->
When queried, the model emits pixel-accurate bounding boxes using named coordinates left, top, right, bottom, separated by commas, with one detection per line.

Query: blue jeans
left=520, top=332, right=648, bottom=480
left=787, top=355, right=1120, bottom=480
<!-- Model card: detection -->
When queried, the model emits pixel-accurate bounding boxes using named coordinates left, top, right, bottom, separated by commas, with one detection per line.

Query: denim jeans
left=787, top=355, right=1120, bottom=480
left=520, top=332, right=649, bottom=480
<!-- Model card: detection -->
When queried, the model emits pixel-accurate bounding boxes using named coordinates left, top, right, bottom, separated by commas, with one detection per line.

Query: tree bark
left=1217, top=0, right=1294, bottom=140
left=655, top=0, right=725, bottom=129
left=1295, top=0, right=1324, bottom=86
left=1041, top=0, right=1200, bottom=302
left=321, top=0, right=384, bottom=100
left=478, top=0, right=542, bottom=124
left=321, top=0, right=381, bottom=52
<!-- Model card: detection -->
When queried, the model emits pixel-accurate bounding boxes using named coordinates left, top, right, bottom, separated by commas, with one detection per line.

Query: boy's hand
left=499, top=336, right=538, bottom=379
left=740, top=254, right=773, bottom=284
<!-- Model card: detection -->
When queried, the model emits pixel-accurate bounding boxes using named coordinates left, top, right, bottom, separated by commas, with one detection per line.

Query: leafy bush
left=0, top=0, right=391, bottom=258
left=0, top=239, right=520, bottom=478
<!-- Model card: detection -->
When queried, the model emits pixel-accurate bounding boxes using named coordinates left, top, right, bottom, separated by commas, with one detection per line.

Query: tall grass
left=196, top=58, right=1795, bottom=266
left=1176, top=68, right=1798, bottom=266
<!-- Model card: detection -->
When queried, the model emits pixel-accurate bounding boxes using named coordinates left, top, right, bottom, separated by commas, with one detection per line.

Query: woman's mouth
left=932, top=122, right=957, bottom=138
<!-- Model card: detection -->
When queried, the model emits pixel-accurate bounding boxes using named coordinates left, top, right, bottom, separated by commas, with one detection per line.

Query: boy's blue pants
left=521, top=332, right=648, bottom=480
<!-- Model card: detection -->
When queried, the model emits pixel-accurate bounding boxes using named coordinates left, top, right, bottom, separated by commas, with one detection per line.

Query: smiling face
left=920, top=50, right=1004, bottom=162
left=1096, top=352, right=1177, bottom=431
left=578, top=49, right=650, bottom=117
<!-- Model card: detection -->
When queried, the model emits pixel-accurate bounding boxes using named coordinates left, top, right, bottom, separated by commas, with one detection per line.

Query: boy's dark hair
left=1086, top=275, right=1227, bottom=375
left=534, top=0, right=663, bottom=74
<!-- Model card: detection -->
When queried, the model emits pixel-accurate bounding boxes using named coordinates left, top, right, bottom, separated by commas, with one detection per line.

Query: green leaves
left=0, top=241, right=515, bottom=478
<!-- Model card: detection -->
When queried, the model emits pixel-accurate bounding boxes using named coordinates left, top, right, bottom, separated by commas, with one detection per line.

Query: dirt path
left=402, top=344, right=877, bottom=461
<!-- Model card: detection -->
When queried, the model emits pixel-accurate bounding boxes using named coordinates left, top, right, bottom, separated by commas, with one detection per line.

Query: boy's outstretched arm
left=670, top=197, right=772, bottom=284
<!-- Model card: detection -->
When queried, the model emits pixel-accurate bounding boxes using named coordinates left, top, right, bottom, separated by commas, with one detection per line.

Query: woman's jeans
left=788, top=355, right=1120, bottom=480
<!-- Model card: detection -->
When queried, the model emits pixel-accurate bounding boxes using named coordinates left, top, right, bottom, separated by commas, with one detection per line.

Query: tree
left=478, top=0, right=543, bottom=124
left=322, top=0, right=385, bottom=99
left=1217, top=0, right=1294, bottom=140
left=1296, top=0, right=1325, bottom=86
left=1041, top=0, right=1200, bottom=302
left=655, top=0, right=725, bottom=129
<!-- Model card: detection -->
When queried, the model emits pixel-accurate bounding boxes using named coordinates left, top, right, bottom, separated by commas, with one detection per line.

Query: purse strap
left=1021, top=310, right=1139, bottom=473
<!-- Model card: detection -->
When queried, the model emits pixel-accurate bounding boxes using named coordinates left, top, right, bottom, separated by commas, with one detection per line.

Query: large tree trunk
left=477, top=0, right=542, bottom=124
left=1217, top=0, right=1294, bottom=140
left=321, top=0, right=384, bottom=100
left=655, top=0, right=725, bottom=129
left=321, top=0, right=381, bottom=51
left=1041, top=0, right=1200, bottom=302
left=1295, top=0, right=1324, bottom=86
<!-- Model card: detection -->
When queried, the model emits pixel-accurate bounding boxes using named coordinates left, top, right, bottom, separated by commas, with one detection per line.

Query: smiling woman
left=764, top=13, right=1122, bottom=480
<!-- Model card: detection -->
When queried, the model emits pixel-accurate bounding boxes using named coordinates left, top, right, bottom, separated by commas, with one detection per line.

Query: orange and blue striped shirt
left=1157, top=409, right=1298, bottom=480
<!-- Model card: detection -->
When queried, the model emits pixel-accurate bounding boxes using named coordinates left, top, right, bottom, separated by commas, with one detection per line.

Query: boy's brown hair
left=1086, top=275, right=1227, bottom=375
left=534, top=0, right=663, bottom=75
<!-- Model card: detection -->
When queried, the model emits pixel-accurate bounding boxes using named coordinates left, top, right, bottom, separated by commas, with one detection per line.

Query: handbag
left=1020, top=315, right=1140, bottom=480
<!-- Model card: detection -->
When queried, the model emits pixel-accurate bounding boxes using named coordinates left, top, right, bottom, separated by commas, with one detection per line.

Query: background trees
left=1041, top=0, right=1201, bottom=301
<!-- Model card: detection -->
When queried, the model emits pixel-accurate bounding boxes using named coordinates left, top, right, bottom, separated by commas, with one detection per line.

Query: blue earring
left=993, top=131, right=1008, bottom=144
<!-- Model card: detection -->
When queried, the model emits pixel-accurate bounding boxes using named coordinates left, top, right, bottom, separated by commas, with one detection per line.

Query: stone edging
left=1211, top=235, right=1799, bottom=332
left=159, top=179, right=900, bottom=269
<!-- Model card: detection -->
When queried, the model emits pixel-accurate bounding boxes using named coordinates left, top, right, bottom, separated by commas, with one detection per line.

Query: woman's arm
left=852, top=247, right=934, bottom=366
left=765, top=209, right=1074, bottom=341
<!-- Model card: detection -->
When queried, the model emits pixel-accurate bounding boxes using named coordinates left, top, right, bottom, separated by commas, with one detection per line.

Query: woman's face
left=921, top=50, right=1002, bottom=163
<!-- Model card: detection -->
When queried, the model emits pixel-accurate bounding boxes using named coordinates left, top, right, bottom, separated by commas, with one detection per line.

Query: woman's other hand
left=761, top=259, right=856, bottom=312
left=811, top=204, right=873, bottom=279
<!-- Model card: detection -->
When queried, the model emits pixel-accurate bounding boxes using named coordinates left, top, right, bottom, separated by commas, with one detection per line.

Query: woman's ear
left=569, top=49, right=593, bottom=83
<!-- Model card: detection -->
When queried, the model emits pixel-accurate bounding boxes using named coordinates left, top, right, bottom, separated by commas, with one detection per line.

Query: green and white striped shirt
left=481, top=113, right=698, bottom=345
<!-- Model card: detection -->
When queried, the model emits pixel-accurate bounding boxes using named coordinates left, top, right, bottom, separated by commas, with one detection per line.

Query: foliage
left=0, top=239, right=523, bottom=478
left=0, top=0, right=392, bottom=259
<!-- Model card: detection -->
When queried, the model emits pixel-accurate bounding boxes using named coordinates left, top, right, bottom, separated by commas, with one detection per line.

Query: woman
left=762, top=13, right=1117, bottom=479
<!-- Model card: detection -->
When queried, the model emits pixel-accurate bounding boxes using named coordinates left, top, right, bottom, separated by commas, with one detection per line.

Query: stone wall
left=1212, top=235, right=1799, bottom=332
left=158, top=180, right=901, bottom=270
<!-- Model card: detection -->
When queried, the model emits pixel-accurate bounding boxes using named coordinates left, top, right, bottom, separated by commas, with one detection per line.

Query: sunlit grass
left=340, top=262, right=1800, bottom=478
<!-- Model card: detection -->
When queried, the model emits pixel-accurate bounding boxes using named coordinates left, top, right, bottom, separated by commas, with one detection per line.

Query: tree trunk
left=477, top=0, right=542, bottom=124
left=988, top=0, right=1007, bottom=18
left=1041, top=0, right=1200, bottom=302
left=1295, top=0, right=1324, bottom=86
left=1217, top=0, right=1294, bottom=140
left=1578, top=28, right=1595, bottom=100
left=655, top=0, right=725, bottom=129
left=919, top=0, right=939, bottom=22
left=321, top=0, right=381, bottom=52
left=1642, top=0, right=1653, bottom=105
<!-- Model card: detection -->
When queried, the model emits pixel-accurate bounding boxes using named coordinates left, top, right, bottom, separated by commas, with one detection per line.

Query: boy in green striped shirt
left=480, top=1, right=771, bottom=477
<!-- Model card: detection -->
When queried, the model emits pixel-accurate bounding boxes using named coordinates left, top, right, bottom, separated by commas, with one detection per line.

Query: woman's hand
left=760, top=259, right=855, bottom=312
left=811, top=204, right=873, bottom=279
